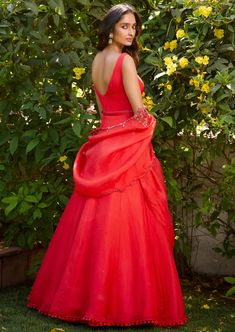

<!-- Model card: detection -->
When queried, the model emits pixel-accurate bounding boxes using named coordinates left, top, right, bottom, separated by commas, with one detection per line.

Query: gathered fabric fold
left=73, top=108, right=156, bottom=197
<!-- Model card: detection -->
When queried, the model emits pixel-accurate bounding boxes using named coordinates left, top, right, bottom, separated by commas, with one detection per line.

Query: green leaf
left=161, top=116, right=173, bottom=127
left=17, top=233, right=26, bottom=247
left=53, top=14, right=60, bottom=27
left=218, top=103, right=232, bottom=112
left=225, top=286, right=235, bottom=297
left=220, top=115, right=235, bottom=124
left=59, top=194, right=69, bottom=205
left=5, top=200, right=18, bottom=216
left=33, top=208, right=42, bottom=219
left=10, top=136, right=19, bottom=155
left=24, top=195, right=39, bottom=203
left=54, top=117, right=71, bottom=125
left=19, top=201, right=32, bottom=214
left=22, top=129, right=37, bottom=138
left=224, top=276, right=235, bottom=284
left=26, top=138, right=40, bottom=154
left=49, top=127, right=59, bottom=144
left=77, top=0, right=90, bottom=6
left=72, top=122, right=81, bottom=137
left=37, top=202, right=48, bottom=208
left=72, top=40, right=84, bottom=49
left=26, top=232, right=36, bottom=248
left=25, top=1, right=39, bottom=15
left=48, top=0, right=65, bottom=16
left=2, top=196, right=18, bottom=205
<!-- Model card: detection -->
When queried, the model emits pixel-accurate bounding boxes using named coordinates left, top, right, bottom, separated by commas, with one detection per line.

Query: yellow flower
left=176, top=16, right=181, bottom=23
left=176, top=29, right=185, bottom=39
left=59, top=155, right=67, bottom=162
left=163, top=40, right=178, bottom=52
left=172, top=55, right=178, bottom=61
left=201, top=82, right=210, bottom=93
left=214, top=28, right=224, bottom=39
left=195, top=56, right=204, bottom=65
left=62, top=162, right=69, bottom=170
left=163, top=41, right=170, bottom=50
left=197, top=73, right=205, bottom=79
left=164, top=56, right=178, bottom=76
left=198, top=6, right=212, bottom=18
left=169, top=40, right=178, bottom=51
left=73, top=67, right=85, bottom=80
left=190, top=78, right=200, bottom=89
left=197, top=94, right=204, bottom=102
left=201, top=107, right=208, bottom=113
left=166, top=63, right=177, bottom=76
left=195, top=56, right=209, bottom=65
left=179, top=57, right=189, bottom=68
left=201, top=304, right=210, bottom=309
left=202, top=56, right=209, bottom=65
left=166, top=84, right=172, bottom=91
left=194, top=80, right=200, bottom=89
left=143, top=96, right=154, bottom=111
left=164, top=56, right=173, bottom=65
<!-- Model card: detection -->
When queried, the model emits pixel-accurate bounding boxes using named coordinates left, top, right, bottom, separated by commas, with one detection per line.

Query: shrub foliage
left=0, top=0, right=234, bottom=265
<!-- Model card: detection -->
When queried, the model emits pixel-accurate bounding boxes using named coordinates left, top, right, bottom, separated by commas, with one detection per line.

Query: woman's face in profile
left=112, top=12, right=136, bottom=47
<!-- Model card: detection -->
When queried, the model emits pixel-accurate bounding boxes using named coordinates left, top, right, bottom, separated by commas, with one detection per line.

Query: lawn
left=0, top=277, right=234, bottom=332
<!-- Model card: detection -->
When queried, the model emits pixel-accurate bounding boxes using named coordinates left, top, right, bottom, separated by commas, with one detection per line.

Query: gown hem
left=27, top=303, right=188, bottom=327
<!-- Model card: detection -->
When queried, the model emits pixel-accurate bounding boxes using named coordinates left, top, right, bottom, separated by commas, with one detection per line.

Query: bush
left=0, top=1, right=234, bottom=267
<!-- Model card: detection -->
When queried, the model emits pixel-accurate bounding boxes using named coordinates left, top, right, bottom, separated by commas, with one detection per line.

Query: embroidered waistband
left=102, top=110, right=133, bottom=116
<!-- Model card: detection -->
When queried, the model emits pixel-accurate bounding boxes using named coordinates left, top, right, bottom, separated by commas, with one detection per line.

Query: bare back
left=92, top=51, right=122, bottom=95
left=92, top=51, right=144, bottom=115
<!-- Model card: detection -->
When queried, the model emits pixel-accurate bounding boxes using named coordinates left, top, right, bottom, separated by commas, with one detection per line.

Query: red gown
left=27, top=52, right=188, bottom=327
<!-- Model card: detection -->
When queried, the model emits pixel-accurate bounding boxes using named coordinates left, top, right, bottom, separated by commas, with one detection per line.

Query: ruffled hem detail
left=27, top=303, right=188, bottom=327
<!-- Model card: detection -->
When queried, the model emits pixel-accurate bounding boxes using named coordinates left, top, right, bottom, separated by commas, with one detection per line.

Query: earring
left=108, top=32, right=113, bottom=45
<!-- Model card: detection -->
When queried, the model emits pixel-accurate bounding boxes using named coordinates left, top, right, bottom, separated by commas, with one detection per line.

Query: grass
left=0, top=278, right=234, bottom=332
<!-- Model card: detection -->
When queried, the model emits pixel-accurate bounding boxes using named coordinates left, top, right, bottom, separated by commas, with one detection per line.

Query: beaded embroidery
left=90, top=107, right=151, bottom=135
left=133, top=107, right=150, bottom=127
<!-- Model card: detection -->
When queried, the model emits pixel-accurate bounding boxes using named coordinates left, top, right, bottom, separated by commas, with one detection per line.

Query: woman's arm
left=122, top=54, right=144, bottom=114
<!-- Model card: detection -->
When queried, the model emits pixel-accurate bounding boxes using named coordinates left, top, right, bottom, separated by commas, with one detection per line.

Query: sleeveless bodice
left=93, top=52, right=144, bottom=115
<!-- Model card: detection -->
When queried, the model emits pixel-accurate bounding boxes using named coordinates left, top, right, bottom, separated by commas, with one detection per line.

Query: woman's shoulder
left=122, top=53, right=137, bottom=73
left=92, top=51, right=102, bottom=67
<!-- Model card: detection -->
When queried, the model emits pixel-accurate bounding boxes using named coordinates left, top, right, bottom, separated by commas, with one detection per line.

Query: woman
left=27, top=3, right=188, bottom=327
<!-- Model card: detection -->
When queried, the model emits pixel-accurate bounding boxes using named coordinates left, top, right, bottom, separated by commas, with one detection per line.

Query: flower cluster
left=163, top=40, right=178, bottom=52
left=189, top=77, right=210, bottom=94
left=198, top=6, right=212, bottom=18
left=164, top=56, right=178, bottom=75
left=214, top=28, right=224, bottom=39
left=195, top=55, right=209, bottom=66
left=73, top=67, right=85, bottom=80
left=142, top=94, right=155, bottom=111
left=164, top=56, right=189, bottom=76
left=159, top=82, right=172, bottom=91
left=58, top=155, right=69, bottom=170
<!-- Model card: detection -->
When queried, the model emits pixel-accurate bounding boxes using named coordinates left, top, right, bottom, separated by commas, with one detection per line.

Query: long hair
left=97, top=3, right=142, bottom=65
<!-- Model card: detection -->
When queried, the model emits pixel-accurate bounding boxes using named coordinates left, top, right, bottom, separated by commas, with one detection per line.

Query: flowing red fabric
left=27, top=52, right=188, bottom=327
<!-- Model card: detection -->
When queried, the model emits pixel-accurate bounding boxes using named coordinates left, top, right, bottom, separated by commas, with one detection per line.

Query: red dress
left=27, top=52, right=188, bottom=327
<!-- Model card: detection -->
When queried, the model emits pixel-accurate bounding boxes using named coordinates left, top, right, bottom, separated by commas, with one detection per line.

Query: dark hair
left=97, top=3, right=142, bottom=65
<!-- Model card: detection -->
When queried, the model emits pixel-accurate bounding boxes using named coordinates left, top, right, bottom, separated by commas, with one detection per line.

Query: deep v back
left=94, top=53, right=123, bottom=96
left=93, top=52, right=144, bottom=115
